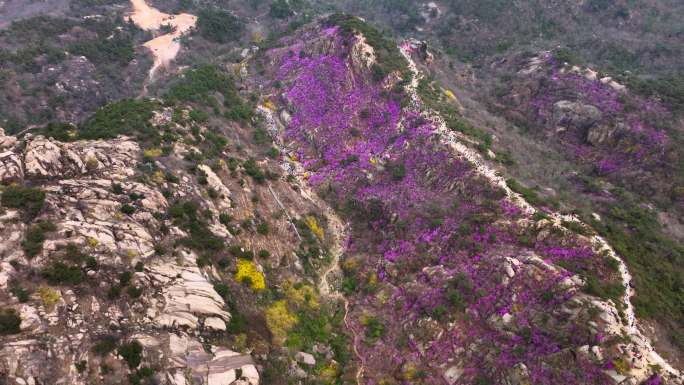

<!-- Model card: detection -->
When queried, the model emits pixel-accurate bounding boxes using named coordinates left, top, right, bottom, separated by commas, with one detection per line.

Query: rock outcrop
left=0, top=129, right=260, bottom=385
left=553, top=100, right=603, bottom=130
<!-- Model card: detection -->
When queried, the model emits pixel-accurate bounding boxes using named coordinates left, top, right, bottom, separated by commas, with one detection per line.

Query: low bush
left=128, top=367, right=155, bottom=385
left=363, top=316, right=385, bottom=342
left=22, top=221, right=57, bottom=258
left=1, top=185, right=46, bottom=219
left=79, top=99, right=159, bottom=143
left=197, top=8, right=244, bottom=44
left=118, top=341, right=143, bottom=369
left=69, top=34, right=134, bottom=66
left=243, top=158, right=266, bottom=183
left=42, top=262, right=84, bottom=285
left=591, top=200, right=684, bottom=335
left=93, top=335, right=118, bottom=355
left=168, top=200, right=224, bottom=254
left=120, top=204, right=136, bottom=215
left=127, top=286, right=143, bottom=298
left=506, top=178, right=544, bottom=206
left=269, top=0, right=294, bottom=19
left=10, top=286, right=30, bottom=302
left=0, top=309, right=21, bottom=335
left=256, top=221, right=270, bottom=235
left=235, top=259, right=266, bottom=290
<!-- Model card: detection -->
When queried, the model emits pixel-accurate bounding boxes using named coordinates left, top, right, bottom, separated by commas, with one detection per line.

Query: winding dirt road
left=128, top=0, right=197, bottom=80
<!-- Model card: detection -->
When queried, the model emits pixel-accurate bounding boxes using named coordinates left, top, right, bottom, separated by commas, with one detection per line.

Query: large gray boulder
left=553, top=100, right=603, bottom=130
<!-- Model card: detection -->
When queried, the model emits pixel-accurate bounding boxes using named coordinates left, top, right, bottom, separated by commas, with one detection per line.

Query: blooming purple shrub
left=527, top=55, right=671, bottom=176
left=264, top=26, right=628, bottom=384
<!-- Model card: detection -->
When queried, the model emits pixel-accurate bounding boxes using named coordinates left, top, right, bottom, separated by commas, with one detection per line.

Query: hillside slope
left=0, top=1, right=683, bottom=385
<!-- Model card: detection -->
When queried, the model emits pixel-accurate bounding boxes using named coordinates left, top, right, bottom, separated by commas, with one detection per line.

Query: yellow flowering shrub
left=612, top=358, right=630, bottom=375
left=305, top=215, right=324, bottom=239
left=39, top=287, right=60, bottom=308
left=143, top=148, right=163, bottom=158
left=262, top=100, right=277, bottom=111
left=318, top=363, right=339, bottom=383
left=402, top=362, right=418, bottom=380
left=235, top=259, right=266, bottom=290
left=675, top=185, right=684, bottom=198
left=87, top=237, right=99, bottom=247
left=443, top=88, right=457, bottom=100
left=85, top=156, right=99, bottom=171
left=284, top=281, right=319, bottom=310
left=367, top=272, right=378, bottom=286
left=150, top=170, right=165, bottom=185
left=265, top=300, right=297, bottom=345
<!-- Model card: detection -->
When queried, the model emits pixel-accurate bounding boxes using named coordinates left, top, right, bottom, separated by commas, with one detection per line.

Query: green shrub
left=583, top=275, right=624, bottom=304
left=341, top=276, right=357, bottom=295
left=69, top=35, right=134, bottom=66
left=37, top=122, right=77, bottom=141
left=267, top=146, right=280, bottom=159
left=93, top=335, right=118, bottom=355
left=165, top=65, right=242, bottom=108
left=85, top=257, right=98, bottom=270
left=364, top=317, right=385, bottom=342
left=134, top=262, right=144, bottom=272
left=629, top=74, right=684, bottom=112
left=197, top=8, right=244, bottom=43
left=10, top=286, right=30, bottom=302
left=243, top=158, right=266, bottom=183
left=22, top=221, right=57, bottom=258
left=446, top=288, right=466, bottom=311
left=390, top=163, right=406, bottom=181
left=118, top=341, right=143, bottom=369
left=219, top=213, right=232, bottom=226
left=119, top=271, right=133, bottom=286
left=42, top=262, right=84, bottom=285
left=1, top=185, right=46, bottom=219
left=269, top=0, right=294, bottom=19
left=128, top=367, right=155, bottom=385
left=591, top=201, right=684, bottom=329
left=189, top=108, right=209, bottom=123
left=224, top=103, right=255, bottom=123
left=0, top=309, right=21, bottom=335
left=75, top=360, right=87, bottom=373
left=506, top=178, right=544, bottom=206
left=79, top=99, right=159, bottom=143
left=562, top=220, right=591, bottom=236
left=213, top=282, right=229, bottom=298
left=120, top=204, right=136, bottom=215
left=107, top=285, right=122, bottom=299
left=227, top=311, right=248, bottom=334
left=256, top=221, right=270, bottom=235
left=127, top=286, right=143, bottom=298
left=111, top=183, right=124, bottom=194
left=253, top=127, right=270, bottom=145
left=168, top=200, right=224, bottom=254
left=553, top=47, right=578, bottom=65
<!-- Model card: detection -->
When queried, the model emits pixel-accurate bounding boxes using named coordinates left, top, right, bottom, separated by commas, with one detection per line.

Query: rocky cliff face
left=0, top=128, right=260, bottom=385
left=0, top=98, right=342, bottom=384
